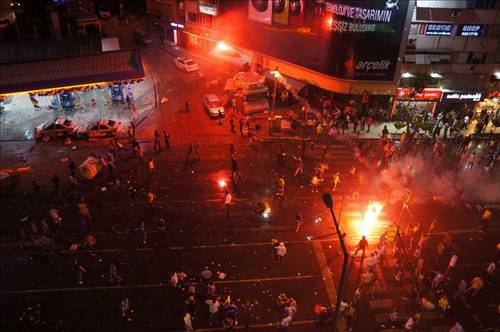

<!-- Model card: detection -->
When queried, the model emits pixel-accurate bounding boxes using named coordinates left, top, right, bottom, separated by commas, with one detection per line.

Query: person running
left=333, top=172, right=341, bottom=191
left=163, top=130, right=171, bottom=149
left=293, top=156, right=304, bottom=177
left=73, top=259, right=87, bottom=285
left=354, top=236, right=369, bottom=257
left=153, top=129, right=161, bottom=152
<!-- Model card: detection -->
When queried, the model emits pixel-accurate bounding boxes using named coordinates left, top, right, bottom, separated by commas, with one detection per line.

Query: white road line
left=0, top=274, right=319, bottom=296
left=1, top=238, right=341, bottom=255
left=312, top=240, right=337, bottom=308
left=194, top=319, right=318, bottom=331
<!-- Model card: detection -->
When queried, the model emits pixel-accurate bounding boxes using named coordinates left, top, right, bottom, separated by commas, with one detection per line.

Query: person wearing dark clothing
left=277, top=145, right=285, bottom=166
left=185, top=101, right=190, bottom=113
left=51, top=175, right=60, bottom=190
left=153, top=130, right=161, bottom=152
left=68, top=160, right=76, bottom=177
left=163, top=130, right=171, bottom=149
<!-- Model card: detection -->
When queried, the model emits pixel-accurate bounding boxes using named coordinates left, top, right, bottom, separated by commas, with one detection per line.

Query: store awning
left=264, top=71, right=306, bottom=93
left=0, top=50, right=144, bottom=95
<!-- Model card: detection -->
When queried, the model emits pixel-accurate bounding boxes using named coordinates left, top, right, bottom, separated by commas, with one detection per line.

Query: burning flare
left=359, top=201, right=383, bottom=238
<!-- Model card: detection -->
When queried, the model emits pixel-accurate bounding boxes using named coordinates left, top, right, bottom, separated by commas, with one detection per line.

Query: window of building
left=200, top=13, right=213, bottom=27
left=187, top=12, right=198, bottom=23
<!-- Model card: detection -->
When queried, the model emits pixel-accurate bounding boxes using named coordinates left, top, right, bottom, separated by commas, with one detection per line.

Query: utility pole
left=322, top=193, right=349, bottom=332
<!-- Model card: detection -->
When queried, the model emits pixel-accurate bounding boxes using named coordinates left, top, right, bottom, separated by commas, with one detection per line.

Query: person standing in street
left=277, top=145, right=285, bottom=166
left=51, top=174, right=60, bottom=191
left=480, top=208, right=492, bottom=233
left=153, top=129, right=161, bottom=152
left=295, top=209, right=303, bottom=232
left=78, top=197, right=92, bottom=222
left=354, top=236, right=369, bottom=257
left=163, top=130, right=171, bottom=149
left=184, top=312, right=194, bottom=332
left=193, top=142, right=201, bottom=161
left=147, top=189, right=156, bottom=212
left=68, top=159, right=76, bottom=177
left=148, top=158, right=156, bottom=176
left=224, top=190, right=232, bottom=222
left=230, top=116, right=236, bottom=133
left=185, top=101, right=190, bottom=113
left=311, top=175, right=320, bottom=193
left=184, top=143, right=194, bottom=169
left=276, top=176, right=285, bottom=196
left=239, top=118, right=244, bottom=136
left=121, top=298, right=133, bottom=322
left=276, top=242, right=287, bottom=264
left=108, top=262, right=123, bottom=283
left=465, top=152, right=476, bottom=170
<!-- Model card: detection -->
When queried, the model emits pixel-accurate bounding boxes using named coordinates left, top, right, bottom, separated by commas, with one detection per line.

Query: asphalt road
left=1, top=19, right=499, bottom=332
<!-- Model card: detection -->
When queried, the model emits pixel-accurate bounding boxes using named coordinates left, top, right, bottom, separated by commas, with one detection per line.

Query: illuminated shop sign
left=425, top=24, right=453, bottom=36
left=457, top=24, right=483, bottom=37
left=199, top=4, right=217, bottom=16
left=396, top=88, right=442, bottom=101
left=170, top=22, right=184, bottom=28
left=325, top=2, right=395, bottom=23
left=442, top=91, right=486, bottom=102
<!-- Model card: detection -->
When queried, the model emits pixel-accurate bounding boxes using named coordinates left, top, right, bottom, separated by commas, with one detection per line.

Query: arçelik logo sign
left=356, top=60, right=391, bottom=71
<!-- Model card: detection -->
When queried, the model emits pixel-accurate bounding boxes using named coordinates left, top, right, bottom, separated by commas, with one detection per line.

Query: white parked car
left=35, top=117, right=79, bottom=139
left=203, top=94, right=225, bottom=118
left=81, top=119, right=122, bottom=138
left=173, top=57, right=199, bottom=72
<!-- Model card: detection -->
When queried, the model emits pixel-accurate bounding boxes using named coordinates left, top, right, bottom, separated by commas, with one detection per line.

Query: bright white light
left=262, top=207, right=271, bottom=219
left=401, top=72, right=413, bottom=78
left=430, top=72, right=443, bottom=79
left=314, top=217, right=322, bottom=224
left=306, top=235, right=313, bottom=241
left=218, top=180, right=227, bottom=188
left=494, top=72, right=500, bottom=79
left=216, top=41, right=230, bottom=52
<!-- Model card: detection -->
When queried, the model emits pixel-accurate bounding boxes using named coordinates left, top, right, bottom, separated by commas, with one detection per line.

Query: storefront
left=393, top=88, right=442, bottom=119
left=0, top=50, right=145, bottom=140
left=439, top=90, right=487, bottom=113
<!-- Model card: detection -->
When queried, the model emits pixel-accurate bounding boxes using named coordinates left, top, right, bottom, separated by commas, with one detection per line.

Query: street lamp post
left=322, top=193, right=349, bottom=332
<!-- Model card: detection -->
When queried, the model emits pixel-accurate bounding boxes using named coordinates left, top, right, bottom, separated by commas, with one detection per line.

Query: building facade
left=148, top=1, right=499, bottom=109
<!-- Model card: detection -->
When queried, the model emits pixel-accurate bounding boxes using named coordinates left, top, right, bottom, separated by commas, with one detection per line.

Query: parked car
left=203, top=94, right=225, bottom=118
left=133, top=29, right=152, bottom=45
left=35, top=117, right=79, bottom=139
left=82, top=119, right=122, bottom=138
left=173, top=57, right=199, bottom=72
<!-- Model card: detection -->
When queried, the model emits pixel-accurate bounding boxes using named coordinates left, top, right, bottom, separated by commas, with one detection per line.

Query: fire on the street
left=357, top=201, right=384, bottom=239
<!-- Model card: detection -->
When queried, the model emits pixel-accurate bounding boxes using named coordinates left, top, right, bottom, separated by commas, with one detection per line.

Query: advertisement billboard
left=248, top=0, right=272, bottom=25
left=272, top=0, right=289, bottom=25
left=237, top=1, right=410, bottom=81
left=325, top=0, right=411, bottom=81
